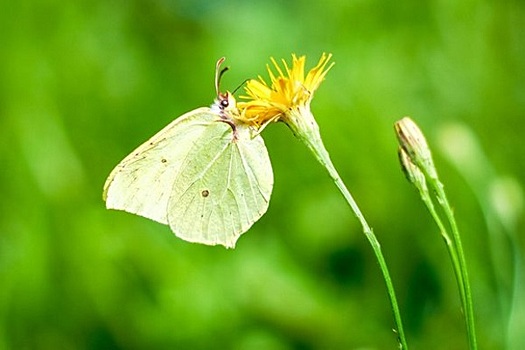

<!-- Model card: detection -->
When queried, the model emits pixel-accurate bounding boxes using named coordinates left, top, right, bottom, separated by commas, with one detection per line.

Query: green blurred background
left=1, top=0, right=524, bottom=349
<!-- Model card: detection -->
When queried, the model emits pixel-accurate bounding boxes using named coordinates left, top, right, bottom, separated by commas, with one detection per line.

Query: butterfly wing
left=104, top=109, right=273, bottom=248
left=103, top=107, right=217, bottom=224
left=168, top=123, right=273, bottom=248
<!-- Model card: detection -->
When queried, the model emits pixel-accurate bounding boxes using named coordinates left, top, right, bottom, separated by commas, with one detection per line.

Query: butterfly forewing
left=103, top=108, right=218, bottom=224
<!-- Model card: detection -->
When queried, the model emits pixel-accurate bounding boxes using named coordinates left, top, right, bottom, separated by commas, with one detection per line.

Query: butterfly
left=103, top=58, right=273, bottom=248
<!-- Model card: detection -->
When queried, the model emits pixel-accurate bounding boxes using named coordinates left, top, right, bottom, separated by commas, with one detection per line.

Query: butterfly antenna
left=232, top=78, right=249, bottom=95
left=215, top=57, right=229, bottom=96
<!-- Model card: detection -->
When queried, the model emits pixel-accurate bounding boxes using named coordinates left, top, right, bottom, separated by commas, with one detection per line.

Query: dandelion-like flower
left=237, top=53, right=334, bottom=139
left=238, top=54, right=410, bottom=348
left=237, top=54, right=410, bottom=347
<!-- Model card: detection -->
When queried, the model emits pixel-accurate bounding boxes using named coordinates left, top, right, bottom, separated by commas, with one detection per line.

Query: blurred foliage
left=1, top=0, right=524, bottom=349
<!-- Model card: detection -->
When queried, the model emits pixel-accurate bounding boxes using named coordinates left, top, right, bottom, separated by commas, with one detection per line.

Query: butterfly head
left=213, top=57, right=240, bottom=120
left=215, top=90, right=237, bottom=112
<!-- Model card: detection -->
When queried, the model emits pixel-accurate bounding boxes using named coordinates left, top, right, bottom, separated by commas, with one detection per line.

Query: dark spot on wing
left=202, top=190, right=210, bottom=197
left=161, top=158, right=167, bottom=163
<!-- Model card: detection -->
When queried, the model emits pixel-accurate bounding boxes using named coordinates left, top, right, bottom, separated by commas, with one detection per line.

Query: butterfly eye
left=220, top=98, right=229, bottom=109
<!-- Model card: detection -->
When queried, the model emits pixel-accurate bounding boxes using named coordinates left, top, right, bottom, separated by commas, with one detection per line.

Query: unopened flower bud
left=394, top=117, right=438, bottom=180
left=398, top=146, right=428, bottom=194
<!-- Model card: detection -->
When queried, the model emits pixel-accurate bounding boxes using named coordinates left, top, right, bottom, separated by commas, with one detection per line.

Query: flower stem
left=292, top=109, right=408, bottom=349
left=431, top=180, right=478, bottom=350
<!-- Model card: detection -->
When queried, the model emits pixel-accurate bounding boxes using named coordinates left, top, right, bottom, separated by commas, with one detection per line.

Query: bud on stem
left=394, top=117, right=438, bottom=181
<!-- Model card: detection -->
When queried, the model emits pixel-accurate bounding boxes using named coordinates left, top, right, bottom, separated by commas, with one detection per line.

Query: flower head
left=237, top=53, right=334, bottom=130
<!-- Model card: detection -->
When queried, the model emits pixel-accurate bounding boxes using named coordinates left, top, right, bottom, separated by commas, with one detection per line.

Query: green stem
left=298, top=125, right=408, bottom=349
left=319, top=145, right=408, bottom=349
left=432, top=181, right=477, bottom=350
left=417, top=187, right=466, bottom=320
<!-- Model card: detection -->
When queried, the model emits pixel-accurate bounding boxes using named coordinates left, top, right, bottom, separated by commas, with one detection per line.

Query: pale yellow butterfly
left=103, top=58, right=273, bottom=248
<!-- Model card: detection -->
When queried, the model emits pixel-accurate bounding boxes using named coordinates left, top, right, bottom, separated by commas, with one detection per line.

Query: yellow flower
left=237, top=53, right=334, bottom=130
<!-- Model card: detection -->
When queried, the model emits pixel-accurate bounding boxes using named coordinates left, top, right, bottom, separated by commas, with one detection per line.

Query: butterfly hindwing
left=168, top=123, right=273, bottom=248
